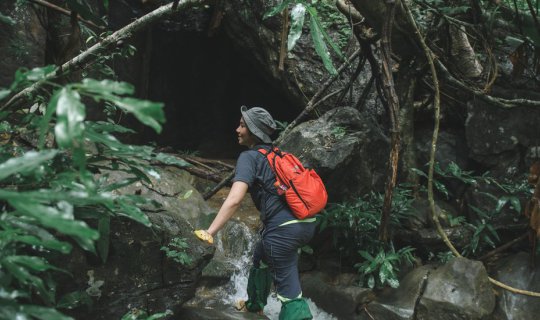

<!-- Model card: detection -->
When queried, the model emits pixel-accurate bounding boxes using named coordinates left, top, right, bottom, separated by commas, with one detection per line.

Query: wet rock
left=417, top=257, right=495, bottom=320
left=359, top=266, right=434, bottom=320
left=301, top=271, right=373, bottom=320
left=492, top=252, right=540, bottom=320
left=58, top=212, right=214, bottom=320
left=465, top=100, right=540, bottom=177
left=280, top=107, right=390, bottom=202
left=177, top=306, right=268, bottom=319
left=100, top=164, right=215, bottom=229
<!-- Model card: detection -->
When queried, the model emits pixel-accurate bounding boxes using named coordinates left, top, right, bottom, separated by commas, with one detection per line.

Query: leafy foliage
left=322, top=187, right=415, bottom=288
left=413, top=161, right=531, bottom=257
left=355, top=245, right=415, bottom=289
left=160, top=237, right=193, bottom=266
left=0, top=64, right=189, bottom=319
left=264, top=0, right=346, bottom=75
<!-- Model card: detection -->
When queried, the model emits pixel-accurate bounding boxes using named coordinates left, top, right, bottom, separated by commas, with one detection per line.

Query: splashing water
left=220, top=223, right=337, bottom=320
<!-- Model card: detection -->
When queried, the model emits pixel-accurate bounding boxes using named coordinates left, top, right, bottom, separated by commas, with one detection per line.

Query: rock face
left=465, top=100, right=540, bottom=176
left=417, top=258, right=495, bottom=320
left=299, top=258, right=495, bottom=320
left=280, top=107, right=390, bottom=201
left=55, top=164, right=215, bottom=320
left=492, top=252, right=540, bottom=320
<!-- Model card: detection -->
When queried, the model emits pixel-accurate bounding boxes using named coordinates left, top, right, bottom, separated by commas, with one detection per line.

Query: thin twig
left=28, top=0, right=103, bottom=29
left=478, top=233, right=528, bottom=261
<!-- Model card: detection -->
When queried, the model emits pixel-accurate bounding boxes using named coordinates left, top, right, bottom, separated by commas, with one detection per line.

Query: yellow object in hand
left=194, top=230, right=214, bottom=244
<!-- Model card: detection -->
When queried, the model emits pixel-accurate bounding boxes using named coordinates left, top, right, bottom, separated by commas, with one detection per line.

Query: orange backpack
left=258, top=147, right=328, bottom=219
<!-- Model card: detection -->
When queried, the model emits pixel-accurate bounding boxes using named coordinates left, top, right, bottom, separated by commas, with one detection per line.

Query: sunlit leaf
left=57, top=290, right=93, bottom=310
left=0, top=88, right=10, bottom=101
left=288, top=4, right=306, bottom=51
left=80, top=79, right=134, bottom=96
left=9, top=200, right=99, bottom=251
left=16, top=304, right=73, bottom=320
left=113, top=98, right=165, bottom=133
left=0, top=150, right=57, bottom=181
left=263, top=0, right=292, bottom=19
left=96, top=215, right=110, bottom=263
left=0, top=12, right=15, bottom=25
left=153, top=153, right=191, bottom=167
left=54, top=88, right=86, bottom=149
left=308, top=11, right=336, bottom=75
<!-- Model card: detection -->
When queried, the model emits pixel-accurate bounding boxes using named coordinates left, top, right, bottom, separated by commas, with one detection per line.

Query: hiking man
left=195, top=106, right=316, bottom=319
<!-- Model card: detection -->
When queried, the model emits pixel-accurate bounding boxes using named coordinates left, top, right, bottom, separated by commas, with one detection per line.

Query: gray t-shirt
left=232, top=145, right=296, bottom=229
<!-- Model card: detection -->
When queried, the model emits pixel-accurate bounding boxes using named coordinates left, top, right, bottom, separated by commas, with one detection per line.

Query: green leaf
left=88, top=121, right=135, bottom=134
left=57, top=290, right=93, bottom=310
left=180, top=189, right=193, bottom=200
left=17, top=304, right=73, bottom=320
left=2, top=259, right=54, bottom=304
left=263, top=0, right=292, bottom=19
left=510, top=197, right=521, bottom=213
left=113, top=98, right=165, bottom=133
left=116, top=200, right=151, bottom=226
left=4, top=255, right=64, bottom=273
left=433, top=180, right=449, bottom=198
left=0, top=150, right=58, bottom=181
left=0, top=12, right=15, bottom=25
left=11, top=234, right=72, bottom=254
left=0, top=88, right=10, bottom=101
left=410, top=168, right=428, bottom=178
left=54, top=88, right=86, bottom=149
left=387, top=277, right=400, bottom=288
left=9, top=200, right=99, bottom=251
left=80, top=79, right=134, bottom=96
left=307, top=6, right=344, bottom=60
left=367, top=275, right=375, bottom=288
left=39, top=89, right=61, bottom=149
left=153, top=153, right=191, bottom=167
left=308, top=10, right=337, bottom=75
left=97, top=215, right=110, bottom=263
left=288, top=3, right=306, bottom=51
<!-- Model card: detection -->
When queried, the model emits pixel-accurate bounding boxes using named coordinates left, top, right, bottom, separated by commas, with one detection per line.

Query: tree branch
left=2, top=0, right=210, bottom=111
left=274, top=49, right=361, bottom=145
left=28, top=0, right=103, bottom=30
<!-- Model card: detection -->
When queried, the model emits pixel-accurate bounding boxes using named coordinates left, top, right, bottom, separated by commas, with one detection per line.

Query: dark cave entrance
left=132, top=26, right=297, bottom=159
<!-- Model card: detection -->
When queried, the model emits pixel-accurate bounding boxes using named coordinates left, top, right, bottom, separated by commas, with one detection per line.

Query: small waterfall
left=218, top=222, right=337, bottom=320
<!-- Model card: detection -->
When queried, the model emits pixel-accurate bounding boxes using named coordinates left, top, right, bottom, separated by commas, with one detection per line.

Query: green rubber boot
left=245, top=265, right=272, bottom=313
left=279, top=298, right=313, bottom=320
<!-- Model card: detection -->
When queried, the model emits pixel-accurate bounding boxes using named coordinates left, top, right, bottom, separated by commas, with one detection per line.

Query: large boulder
left=102, top=164, right=216, bottom=229
left=359, top=266, right=433, bottom=320
left=59, top=211, right=214, bottom=320
left=465, top=100, right=540, bottom=177
left=280, top=107, right=390, bottom=202
left=492, top=252, right=540, bottom=320
left=417, top=257, right=495, bottom=320
left=55, top=164, right=215, bottom=319
left=301, top=271, right=373, bottom=320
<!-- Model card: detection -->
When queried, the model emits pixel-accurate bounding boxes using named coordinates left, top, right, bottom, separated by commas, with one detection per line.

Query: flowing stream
left=187, top=219, right=336, bottom=319
left=215, top=222, right=337, bottom=320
